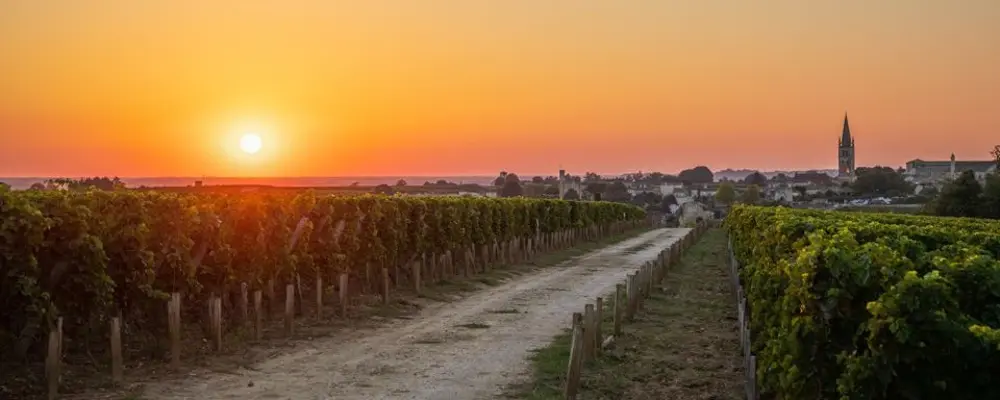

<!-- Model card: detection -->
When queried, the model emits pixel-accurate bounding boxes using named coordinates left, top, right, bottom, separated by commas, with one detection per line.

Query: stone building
left=904, top=154, right=996, bottom=189
left=557, top=169, right=583, bottom=199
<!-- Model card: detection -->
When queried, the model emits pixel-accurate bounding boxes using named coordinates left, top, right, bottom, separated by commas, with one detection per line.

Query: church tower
left=838, top=113, right=856, bottom=178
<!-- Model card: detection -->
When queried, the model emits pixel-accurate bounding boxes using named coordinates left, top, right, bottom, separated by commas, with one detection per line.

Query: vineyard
left=725, top=205, right=1000, bottom=399
left=0, top=189, right=645, bottom=397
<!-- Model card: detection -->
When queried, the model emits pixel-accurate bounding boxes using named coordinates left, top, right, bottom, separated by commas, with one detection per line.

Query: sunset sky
left=1, top=1, right=998, bottom=178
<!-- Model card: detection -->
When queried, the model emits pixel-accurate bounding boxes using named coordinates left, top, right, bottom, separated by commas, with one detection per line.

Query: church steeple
left=837, top=112, right=856, bottom=179
left=840, top=113, right=853, bottom=147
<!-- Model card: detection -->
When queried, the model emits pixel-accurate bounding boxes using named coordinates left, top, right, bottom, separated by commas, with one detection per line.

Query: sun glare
left=239, top=134, right=262, bottom=154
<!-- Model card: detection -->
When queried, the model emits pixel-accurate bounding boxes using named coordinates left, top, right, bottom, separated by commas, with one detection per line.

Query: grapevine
left=0, top=191, right=644, bottom=369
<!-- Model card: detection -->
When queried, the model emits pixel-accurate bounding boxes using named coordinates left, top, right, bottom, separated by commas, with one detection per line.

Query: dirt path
left=141, top=228, right=691, bottom=400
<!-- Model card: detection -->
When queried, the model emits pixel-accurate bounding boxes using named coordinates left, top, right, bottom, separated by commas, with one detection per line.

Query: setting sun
left=239, top=134, right=262, bottom=155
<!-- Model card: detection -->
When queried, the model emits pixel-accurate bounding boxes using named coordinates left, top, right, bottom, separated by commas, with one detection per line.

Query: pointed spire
left=840, top=112, right=852, bottom=146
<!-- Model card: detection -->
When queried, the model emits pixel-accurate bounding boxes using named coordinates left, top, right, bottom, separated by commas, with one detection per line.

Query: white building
left=904, top=154, right=996, bottom=187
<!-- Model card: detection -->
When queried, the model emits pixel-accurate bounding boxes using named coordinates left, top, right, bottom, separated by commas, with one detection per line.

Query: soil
left=137, top=228, right=691, bottom=400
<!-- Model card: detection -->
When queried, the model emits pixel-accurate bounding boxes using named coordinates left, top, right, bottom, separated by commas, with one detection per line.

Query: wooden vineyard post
left=295, top=274, right=304, bottom=316
left=239, top=282, right=249, bottom=324
left=284, top=284, right=294, bottom=336
left=45, top=317, right=63, bottom=400
left=253, top=290, right=263, bottom=340
left=656, top=253, right=665, bottom=282
left=480, top=244, right=489, bottom=271
left=339, top=273, right=349, bottom=317
left=110, top=316, right=123, bottom=385
left=365, top=262, right=373, bottom=294
left=635, top=268, right=645, bottom=312
left=465, top=248, right=474, bottom=276
left=594, top=297, right=604, bottom=354
left=413, top=260, right=422, bottom=294
left=209, top=295, right=222, bottom=351
left=613, top=284, right=624, bottom=337
left=624, top=274, right=633, bottom=320
left=168, top=292, right=181, bottom=369
left=429, top=253, right=439, bottom=283
left=565, top=313, right=584, bottom=400
left=315, top=276, right=323, bottom=320
left=627, top=273, right=638, bottom=320
left=673, top=243, right=681, bottom=265
left=394, top=262, right=401, bottom=289
left=583, top=304, right=596, bottom=362
left=266, top=280, right=275, bottom=319
left=648, top=262, right=655, bottom=290
left=420, top=254, right=427, bottom=284
left=448, top=250, right=455, bottom=278
left=382, top=267, right=391, bottom=305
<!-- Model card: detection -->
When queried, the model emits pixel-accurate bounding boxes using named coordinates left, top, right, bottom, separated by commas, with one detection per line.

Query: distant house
left=677, top=201, right=713, bottom=226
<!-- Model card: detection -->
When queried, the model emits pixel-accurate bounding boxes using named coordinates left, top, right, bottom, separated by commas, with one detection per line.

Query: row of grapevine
left=0, top=189, right=645, bottom=396
left=725, top=205, right=1000, bottom=399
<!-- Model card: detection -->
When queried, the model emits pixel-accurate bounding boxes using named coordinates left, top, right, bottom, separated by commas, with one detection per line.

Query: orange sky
left=1, top=1, right=998, bottom=177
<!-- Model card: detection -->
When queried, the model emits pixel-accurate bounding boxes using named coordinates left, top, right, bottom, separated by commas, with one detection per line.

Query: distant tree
left=543, top=176, right=560, bottom=184
left=564, top=188, right=581, bottom=200
left=678, top=166, right=714, bottom=184
left=741, top=185, right=761, bottom=204
left=631, top=191, right=662, bottom=207
left=0, top=182, right=8, bottom=192
left=585, top=182, right=607, bottom=197
left=500, top=173, right=523, bottom=197
left=584, top=172, right=602, bottom=182
left=660, top=194, right=678, bottom=213
left=660, top=174, right=682, bottom=183
left=543, top=185, right=560, bottom=197
left=494, top=171, right=508, bottom=187
left=436, top=179, right=455, bottom=186
left=523, top=184, right=546, bottom=197
left=992, top=145, right=1000, bottom=169
left=373, top=184, right=395, bottom=195
left=457, top=183, right=485, bottom=192
left=531, top=176, right=544, bottom=184
left=773, top=173, right=789, bottom=183
left=920, top=185, right=939, bottom=197
left=851, top=166, right=912, bottom=195
left=793, top=186, right=808, bottom=198
left=44, top=176, right=125, bottom=191
left=29, top=182, right=46, bottom=191
left=932, top=170, right=982, bottom=217
left=743, top=171, right=768, bottom=186
left=715, top=181, right=737, bottom=205
left=396, top=179, right=407, bottom=187
left=980, top=173, right=1000, bottom=219
left=605, top=181, right=632, bottom=203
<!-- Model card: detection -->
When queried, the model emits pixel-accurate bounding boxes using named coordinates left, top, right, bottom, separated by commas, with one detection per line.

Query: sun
left=239, top=134, right=262, bottom=154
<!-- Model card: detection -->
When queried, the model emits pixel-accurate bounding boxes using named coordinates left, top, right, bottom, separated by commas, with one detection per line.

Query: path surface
left=142, top=228, right=691, bottom=400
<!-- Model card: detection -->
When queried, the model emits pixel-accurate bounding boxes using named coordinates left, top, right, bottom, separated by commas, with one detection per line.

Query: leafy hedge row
left=725, top=205, right=1000, bottom=399
left=0, top=190, right=644, bottom=363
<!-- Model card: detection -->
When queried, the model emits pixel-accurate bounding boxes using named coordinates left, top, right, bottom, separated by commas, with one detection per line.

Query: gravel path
left=142, top=228, right=691, bottom=400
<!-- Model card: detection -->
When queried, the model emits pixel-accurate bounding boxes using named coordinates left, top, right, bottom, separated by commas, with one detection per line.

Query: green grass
left=513, top=229, right=744, bottom=400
